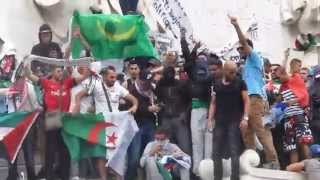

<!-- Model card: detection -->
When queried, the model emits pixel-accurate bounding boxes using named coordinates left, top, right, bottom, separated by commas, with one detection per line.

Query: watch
left=243, top=116, right=249, bottom=121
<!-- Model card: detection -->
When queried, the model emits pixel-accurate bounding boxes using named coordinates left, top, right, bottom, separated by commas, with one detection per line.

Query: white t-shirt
left=88, top=78, right=129, bottom=113
left=69, top=78, right=93, bottom=113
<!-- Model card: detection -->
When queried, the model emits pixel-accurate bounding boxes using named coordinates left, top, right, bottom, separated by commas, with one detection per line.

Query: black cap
left=39, top=24, right=52, bottom=34
left=129, top=58, right=138, bottom=65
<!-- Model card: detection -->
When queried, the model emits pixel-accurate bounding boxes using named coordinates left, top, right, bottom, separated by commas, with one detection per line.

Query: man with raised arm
left=24, top=58, right=89, bottom=180
left=229, top=15, right=279, bottom=169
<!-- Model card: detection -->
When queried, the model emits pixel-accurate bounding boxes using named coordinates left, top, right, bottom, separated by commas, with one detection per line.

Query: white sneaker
left=71, top=176, right=80, bottom=180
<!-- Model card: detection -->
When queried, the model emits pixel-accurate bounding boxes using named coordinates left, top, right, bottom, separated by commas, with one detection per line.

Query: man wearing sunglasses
left=229, top=15, right=279, bottom=169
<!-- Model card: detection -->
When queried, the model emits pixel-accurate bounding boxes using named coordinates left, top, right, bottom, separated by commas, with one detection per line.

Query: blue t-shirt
left=242, top=50, right=267, bottom=99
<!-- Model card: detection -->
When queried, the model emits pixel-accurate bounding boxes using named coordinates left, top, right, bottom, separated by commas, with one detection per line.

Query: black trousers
left=6, top=129, right=36, bottom=180
left=45, top=129, right=70, bottom=180
left=119, top=0, right=139, bottom=14
left=212, top=121, right=242, bottom=180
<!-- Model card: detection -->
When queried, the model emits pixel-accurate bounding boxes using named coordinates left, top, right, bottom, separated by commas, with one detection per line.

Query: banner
left=215, top=20, right=259, bottom=62
left=151, top=32, right=173, bottom=56
left=25, top=55, right=93, bottom=67
left=150, top=0, right=193, bottom=50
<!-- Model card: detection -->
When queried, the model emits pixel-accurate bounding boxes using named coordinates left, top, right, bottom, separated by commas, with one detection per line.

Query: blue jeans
left=125, top=120, right=155, bottom=180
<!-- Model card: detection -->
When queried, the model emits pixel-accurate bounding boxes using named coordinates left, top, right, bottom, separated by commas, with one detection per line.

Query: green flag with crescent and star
left=61, top=111, right=138, bottom=176
left=71, top=11, right=158, bottom=60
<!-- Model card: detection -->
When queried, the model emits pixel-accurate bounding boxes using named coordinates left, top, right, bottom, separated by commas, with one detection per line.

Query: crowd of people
left=1, top=12, right=320, bottom=180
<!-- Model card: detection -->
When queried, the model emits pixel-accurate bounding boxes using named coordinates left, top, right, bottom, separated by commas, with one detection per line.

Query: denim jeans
left=212, top=121, right=242, bottom=180
left=125, top=120, right=155, bottom=180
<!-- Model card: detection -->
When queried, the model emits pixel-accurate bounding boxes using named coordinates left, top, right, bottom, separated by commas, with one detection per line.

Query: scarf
left=134, top=81, right=154, bottom=104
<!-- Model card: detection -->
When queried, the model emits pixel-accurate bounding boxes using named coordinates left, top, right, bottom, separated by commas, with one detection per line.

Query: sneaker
left=262, top=162, right=280, bottom=170
left=71, top=176, right=84, bottom=180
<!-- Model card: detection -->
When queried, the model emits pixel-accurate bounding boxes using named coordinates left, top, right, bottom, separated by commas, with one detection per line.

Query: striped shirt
left=281, top=89, right=304, bottom=117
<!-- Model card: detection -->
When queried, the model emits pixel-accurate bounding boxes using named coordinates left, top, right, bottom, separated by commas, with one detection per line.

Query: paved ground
left=0, top=154, right=103, bottom=180
left=0, top=152, right=136, bottom=180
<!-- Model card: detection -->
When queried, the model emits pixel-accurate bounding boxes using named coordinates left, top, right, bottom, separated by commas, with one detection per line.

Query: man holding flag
left=24, top=58, right=90, bottom=180
left=73, top=65, right=138, bottom=180
left=140, top=127, right=191, bottom=180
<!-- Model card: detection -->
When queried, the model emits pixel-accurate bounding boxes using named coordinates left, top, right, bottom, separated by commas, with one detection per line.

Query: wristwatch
left=243, top=116, right=249, bottom=121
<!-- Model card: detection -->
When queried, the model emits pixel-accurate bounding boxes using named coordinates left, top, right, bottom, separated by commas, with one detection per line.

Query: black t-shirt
left=213, top=77, right=247, bottom=123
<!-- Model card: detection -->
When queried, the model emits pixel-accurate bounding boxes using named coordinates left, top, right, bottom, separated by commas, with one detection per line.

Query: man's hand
left=207, top=119, right=214, bottom=132
left=228, top=15, right=238, bottom=26
left=150, top=144, right=162, bottom=156
left=128, top=105, right=138, bottom=114
left=194, top=41, right=202, bottom=50
left=23, top=58, right=40, bottom=83
left=148, top=105, right=161, bottom=113
left=180, top=28, right=186, bottom=38
left=240, top=119, right=248, bottom=130
left=172, top=149, right=184, bottom=158
left=73, top=27, right=81, bottom=38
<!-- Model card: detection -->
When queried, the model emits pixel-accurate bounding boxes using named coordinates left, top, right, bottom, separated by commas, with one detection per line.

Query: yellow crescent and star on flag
left=96, top=16, right=137, bottom=42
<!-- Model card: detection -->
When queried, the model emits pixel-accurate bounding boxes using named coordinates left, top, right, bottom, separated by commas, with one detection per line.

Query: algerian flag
left=61, top=111, right=138, bottom=176
left=71, top=11, right=158, bottom=60
left=0, top=111, right=39, bottom=163
left=156, top=161, right=172, bottom=180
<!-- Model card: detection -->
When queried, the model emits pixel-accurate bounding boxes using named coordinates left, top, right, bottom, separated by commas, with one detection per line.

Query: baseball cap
left=39, top=24, right=52, bottom=34
left=310, top=144, right=320, bottom=158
